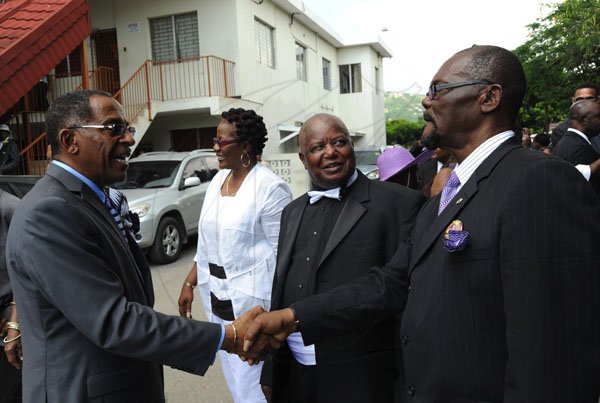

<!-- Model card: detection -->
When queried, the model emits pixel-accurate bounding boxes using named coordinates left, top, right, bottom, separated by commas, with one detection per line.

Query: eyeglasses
left=69, top=124, right=136, bottom=137
left=574, top=96, right=597, bottom=102
left=213, top=138, right=241, bottom=147
left=426, top=80, right=491, bottom=100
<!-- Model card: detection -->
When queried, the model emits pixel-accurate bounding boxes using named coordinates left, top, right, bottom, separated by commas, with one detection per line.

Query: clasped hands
left=224, top=306, right=297, bottom=365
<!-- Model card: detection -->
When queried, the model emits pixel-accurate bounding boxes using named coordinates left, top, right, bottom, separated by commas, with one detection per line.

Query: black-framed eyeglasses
left=574, top=96, right=597, bottom=102
left=213, top=138, right=241, bottom=147
left=426, top=80, right=491, bottom=100
left=69, top=124, right=136, bottom=137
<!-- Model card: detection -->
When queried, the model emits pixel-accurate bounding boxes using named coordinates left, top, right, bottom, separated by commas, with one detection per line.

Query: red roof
left=0, top=0, right=90, bottom=116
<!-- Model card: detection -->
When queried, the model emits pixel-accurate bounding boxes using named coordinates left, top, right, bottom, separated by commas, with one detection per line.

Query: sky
left=303, top=0, right=559, bottom=94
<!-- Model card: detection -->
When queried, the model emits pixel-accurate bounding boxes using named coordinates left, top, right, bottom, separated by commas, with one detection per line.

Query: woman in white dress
left=178, top=108, right=292, bottom=403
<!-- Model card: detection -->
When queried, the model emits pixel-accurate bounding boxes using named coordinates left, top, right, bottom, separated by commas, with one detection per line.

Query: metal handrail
left=15, top=56, right=236, bottom=175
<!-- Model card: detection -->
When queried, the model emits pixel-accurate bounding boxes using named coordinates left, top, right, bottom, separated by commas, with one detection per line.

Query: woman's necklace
left=225, top=173, right=237, bottom=197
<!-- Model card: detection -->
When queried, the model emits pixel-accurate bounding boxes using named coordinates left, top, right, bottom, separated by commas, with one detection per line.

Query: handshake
left=221, top=306, right=297, bottom=365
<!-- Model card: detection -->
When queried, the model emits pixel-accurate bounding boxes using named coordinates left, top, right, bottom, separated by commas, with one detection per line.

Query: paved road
left=150, top=238, right=233, bottom=403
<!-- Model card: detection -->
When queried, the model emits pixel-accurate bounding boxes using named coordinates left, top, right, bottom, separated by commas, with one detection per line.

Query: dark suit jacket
left=0, top=139, right=19, bottom=174
left=6, top=164, right=222, bottom=403
left=553, top=131, right=600, bottom=194
left=550, top=119, right=569, bottom=147
left=417, top=159, right=438, bottom=197
left=293, top=139, right=600, bottom=402
left=400, top=139, right=600, bottom=402
left=264, top=172, right=425, bottom=403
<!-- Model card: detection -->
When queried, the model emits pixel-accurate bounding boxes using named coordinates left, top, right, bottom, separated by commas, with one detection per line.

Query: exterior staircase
left=14, top=55, right=236, bottom=175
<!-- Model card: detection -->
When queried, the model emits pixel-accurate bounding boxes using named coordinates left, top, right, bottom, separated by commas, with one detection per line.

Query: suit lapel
left=47, top=164, right=151, bottom=303
left=410, top=139, right=521, bottom=272
left=318, top=174, right=369, bottom=267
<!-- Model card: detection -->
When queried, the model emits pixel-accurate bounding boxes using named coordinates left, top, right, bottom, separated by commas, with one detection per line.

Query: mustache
left=423, top=112, right=433, bottom=122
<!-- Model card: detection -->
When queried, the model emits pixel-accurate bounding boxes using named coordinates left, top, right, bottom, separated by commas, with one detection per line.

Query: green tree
left=386, top=119, right=425, bottom=147
left=514, top=0, right=600, bottom=132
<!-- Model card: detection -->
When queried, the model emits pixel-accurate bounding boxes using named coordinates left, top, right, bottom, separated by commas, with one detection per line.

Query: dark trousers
left=280, top=359, right=317, bottom=403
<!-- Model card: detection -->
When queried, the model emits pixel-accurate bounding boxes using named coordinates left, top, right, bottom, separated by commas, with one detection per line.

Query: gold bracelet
left=3, top=334, right=21, bottom=343
left=184, top=281, right=196, bottom=289
left=229, top=323, right=238, bottom=352
left=6, top=322, right=20, bottom=331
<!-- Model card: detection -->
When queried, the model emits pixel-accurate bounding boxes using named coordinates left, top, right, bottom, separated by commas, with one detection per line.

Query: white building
left=87, top=0, right=391, bottom=158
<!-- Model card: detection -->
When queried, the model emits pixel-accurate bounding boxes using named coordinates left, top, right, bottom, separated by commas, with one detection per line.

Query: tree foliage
left=386, top=119, right=425, bottom=147
left=514, top=0, right=600, bottom=133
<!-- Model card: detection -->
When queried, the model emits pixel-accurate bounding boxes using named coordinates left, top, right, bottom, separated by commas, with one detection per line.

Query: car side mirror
left=182, top=176, right=201, bottom=189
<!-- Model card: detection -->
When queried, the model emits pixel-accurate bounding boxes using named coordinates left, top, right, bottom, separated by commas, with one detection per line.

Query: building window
left=375, top=66, right=381, bottom=94
left=150, top=12, right=199, bottom=61
left=339, top=63, right=362, bottom=93
left=255, top=18, right=275, bottom=68
left=296, top=43, right=307, bottom=81
left=322, top=58, right=331, bottom=90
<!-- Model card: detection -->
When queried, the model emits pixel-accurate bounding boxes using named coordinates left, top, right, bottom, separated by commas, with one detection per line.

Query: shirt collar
left=454, top=130, right=515, bottom=191
left=566, top=128, right=591, bottom=145
left=52, top=160, right=106, bottom=203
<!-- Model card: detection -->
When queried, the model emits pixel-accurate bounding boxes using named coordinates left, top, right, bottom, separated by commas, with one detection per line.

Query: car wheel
left=149, top=217, right=183, bottom=264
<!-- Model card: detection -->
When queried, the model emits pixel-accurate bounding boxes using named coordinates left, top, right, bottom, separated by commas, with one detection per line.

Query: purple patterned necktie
left=438, top=171, right=460, bottom=215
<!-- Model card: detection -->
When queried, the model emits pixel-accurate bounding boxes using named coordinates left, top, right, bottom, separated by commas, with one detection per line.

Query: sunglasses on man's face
left=574, top=96, right=597, bottom=102
left=69, top=124, right=136, bottom=137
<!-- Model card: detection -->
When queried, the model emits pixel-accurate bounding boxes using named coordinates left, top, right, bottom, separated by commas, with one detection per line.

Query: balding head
left=454, top=45, right=527, bottom=123
left=298, top=113, right=356, bottom=189
left=569, top=100, right=600, bottom=138
left=299, top=113, right=350, bottom=152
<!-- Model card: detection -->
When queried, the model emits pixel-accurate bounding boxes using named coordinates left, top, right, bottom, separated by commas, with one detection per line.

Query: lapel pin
left=455, top=197, right=464, bottom=204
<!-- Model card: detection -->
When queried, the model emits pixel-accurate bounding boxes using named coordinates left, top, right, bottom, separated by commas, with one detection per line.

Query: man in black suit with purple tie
left=246, top=45, right=600, bottom=402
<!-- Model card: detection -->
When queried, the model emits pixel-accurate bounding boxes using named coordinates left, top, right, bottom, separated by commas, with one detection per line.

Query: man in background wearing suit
left=553, top=100, right=600, bottom=195
left=259, top=113, right=424, bottom=403
left=246, top=46, right=600, bottom=402
left=551, top=82, right=598, bottom=147
left=6, top=90, right=266, bottom=403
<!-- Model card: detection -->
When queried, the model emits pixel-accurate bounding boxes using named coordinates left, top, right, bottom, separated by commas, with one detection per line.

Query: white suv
left=114, top=150, right=218, bottom=264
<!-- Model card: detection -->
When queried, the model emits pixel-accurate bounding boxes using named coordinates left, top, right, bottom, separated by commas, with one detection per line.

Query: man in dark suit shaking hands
left=6, top=90, right=266, bottom=403
left=260, top=113, right=424, bottom=403
left=246, top=46, right=600, bottom=402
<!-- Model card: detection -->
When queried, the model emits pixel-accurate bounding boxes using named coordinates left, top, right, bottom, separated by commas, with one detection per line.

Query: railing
left=115, top=55, right=236, bottom=123
left=11, top=111, right=49, bottom=175
left=14, top=56, right=235, bottom=175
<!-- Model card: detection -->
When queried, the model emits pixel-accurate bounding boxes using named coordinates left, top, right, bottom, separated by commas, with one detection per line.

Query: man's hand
left=177, top=283, right=194, bottom=318
left=4, top=327, right=22, bottom=369
left=244, top=308, right=296, bottom=353
left=223, top=306, right=282, bottom=365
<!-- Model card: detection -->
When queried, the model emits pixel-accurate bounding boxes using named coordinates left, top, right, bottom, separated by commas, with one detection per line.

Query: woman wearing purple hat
left=377, top=146, right=431, bottom=189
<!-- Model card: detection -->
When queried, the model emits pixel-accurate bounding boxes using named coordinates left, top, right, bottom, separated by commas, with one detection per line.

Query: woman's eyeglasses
left=213, top=138, right=241, bottom=147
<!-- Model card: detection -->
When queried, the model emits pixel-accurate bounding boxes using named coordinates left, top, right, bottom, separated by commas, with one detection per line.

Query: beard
left=421, top=128, right=440, bottom=150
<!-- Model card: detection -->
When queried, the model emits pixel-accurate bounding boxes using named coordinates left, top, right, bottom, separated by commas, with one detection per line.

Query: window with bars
left=255, top=18, right=275, bottom=68
left=322, top=58, right=331, bottom=90
left=149, top=12, right=199, bottom=61
left=296, top=43, right=307, bottom=81
left=339, top=63, right=362, bottom=93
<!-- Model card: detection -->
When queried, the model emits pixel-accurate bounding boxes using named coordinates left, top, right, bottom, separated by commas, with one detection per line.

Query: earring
left=240, top=152, right=251, bottom=168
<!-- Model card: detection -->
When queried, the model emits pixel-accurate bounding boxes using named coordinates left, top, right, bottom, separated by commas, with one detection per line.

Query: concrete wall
left=337, top=45, right=387, bottom=148
left=88, top=0, right=238, bottom=85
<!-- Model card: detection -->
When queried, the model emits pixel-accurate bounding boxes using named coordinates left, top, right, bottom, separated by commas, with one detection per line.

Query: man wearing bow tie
left=259, top=113, right=425, bottom=403
left=249, top=46, right=600, bottom=402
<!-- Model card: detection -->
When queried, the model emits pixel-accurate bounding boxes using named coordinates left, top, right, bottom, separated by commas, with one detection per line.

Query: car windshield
left=114, top=161, right=181, bottom=189
left=355, top=150, right=380, bottom=165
